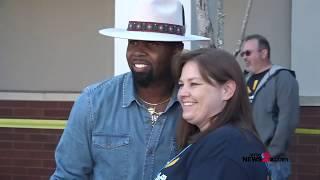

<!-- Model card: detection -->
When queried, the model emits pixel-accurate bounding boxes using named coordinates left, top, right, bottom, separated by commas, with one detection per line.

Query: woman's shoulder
left=187, top=125, right=268, bottom=179
left=205, top=124, right=246, bottom=142
left=198, top=124, right=265, bottom=156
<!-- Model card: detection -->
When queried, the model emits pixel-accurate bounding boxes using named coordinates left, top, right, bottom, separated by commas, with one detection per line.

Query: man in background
left=240, top=34, right=300, bottom=180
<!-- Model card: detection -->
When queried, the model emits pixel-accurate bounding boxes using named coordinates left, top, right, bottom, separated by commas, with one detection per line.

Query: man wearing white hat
left=51, top=0, right=209, bottom=179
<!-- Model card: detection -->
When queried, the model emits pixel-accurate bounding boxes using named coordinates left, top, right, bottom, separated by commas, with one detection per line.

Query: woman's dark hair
left=173, top=48, right=257, bottom=149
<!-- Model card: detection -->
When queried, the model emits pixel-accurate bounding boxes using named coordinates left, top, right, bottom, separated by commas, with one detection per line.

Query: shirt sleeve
left=268, top=70, right=300, bottom=156
left=50, top=92, right=94, bottom=180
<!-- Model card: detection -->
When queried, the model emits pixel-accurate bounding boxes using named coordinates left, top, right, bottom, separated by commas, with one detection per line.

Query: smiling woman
left=155, top=48, right=269, bottom=180
left=178, top=60, right=233, bottom=132
left=174, top=48, right=258, bottom=147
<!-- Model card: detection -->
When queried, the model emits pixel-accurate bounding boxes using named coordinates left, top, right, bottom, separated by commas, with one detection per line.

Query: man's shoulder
left=269, top=65, right=296, bottom=78
left=268, top=66, right=298, bottom=89
left=82, top=72, right=132, bottom=95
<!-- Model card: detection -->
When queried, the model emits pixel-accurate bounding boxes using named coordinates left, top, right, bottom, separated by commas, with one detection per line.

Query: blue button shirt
left=51, top=72, right=181, bottom=180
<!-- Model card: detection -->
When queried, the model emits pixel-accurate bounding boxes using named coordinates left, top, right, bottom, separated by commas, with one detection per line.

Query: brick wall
left=0, top=100, right=319, bottom=179
left=0, top=128, right=63, bottom=180
left=289, top=134, right=320, bottom=180
left=0, top=101, right=71, bottom=180
left=289, top=106, right=320, bottom=180
left=0, top=101, right=73, bottom=120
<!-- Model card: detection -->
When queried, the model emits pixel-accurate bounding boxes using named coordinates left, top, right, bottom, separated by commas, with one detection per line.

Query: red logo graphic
left=261, top=152, right=271, bottom=162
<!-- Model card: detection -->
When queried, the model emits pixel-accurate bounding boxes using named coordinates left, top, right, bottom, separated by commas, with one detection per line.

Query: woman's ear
left=222, top=80, right=236, bottom=101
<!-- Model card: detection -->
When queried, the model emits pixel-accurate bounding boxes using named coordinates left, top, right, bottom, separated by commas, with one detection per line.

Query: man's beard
left=132, top=70, right=154, bottom=87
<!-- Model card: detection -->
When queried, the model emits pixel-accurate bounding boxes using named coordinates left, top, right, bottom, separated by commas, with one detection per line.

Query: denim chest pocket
left=93, top=134, right=130, bottom=149
left=92, top=134, right=130, bottom=179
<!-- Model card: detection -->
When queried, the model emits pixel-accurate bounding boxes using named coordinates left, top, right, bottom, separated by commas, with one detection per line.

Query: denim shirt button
left=147, top=148, right=153, bottom=155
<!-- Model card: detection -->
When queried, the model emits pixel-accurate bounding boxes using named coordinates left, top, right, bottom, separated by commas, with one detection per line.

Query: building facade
left=0, top=0, right=319, bottom=179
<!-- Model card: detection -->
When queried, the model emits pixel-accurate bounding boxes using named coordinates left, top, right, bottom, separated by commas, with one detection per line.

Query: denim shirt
left=51, top=72, right=181, bottom=180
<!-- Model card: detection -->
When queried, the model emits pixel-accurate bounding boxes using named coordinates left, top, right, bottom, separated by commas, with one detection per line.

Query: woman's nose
left=178, top=86, right=190, bottom=97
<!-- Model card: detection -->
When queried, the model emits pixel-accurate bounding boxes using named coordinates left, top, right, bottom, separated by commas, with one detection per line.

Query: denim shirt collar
left=122, top=73, right=136, bottom=108
left=122, top=73, right=179, bottom=109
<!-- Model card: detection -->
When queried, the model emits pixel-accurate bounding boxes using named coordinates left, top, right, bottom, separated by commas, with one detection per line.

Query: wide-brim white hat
left=99, top=0, right=210, bottom=42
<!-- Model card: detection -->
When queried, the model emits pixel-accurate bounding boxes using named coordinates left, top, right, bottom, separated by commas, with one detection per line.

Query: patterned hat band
left=127, top=21, right=185, bottom=36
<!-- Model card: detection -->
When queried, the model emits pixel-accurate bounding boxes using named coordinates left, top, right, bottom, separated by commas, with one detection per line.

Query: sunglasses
left=240, top=50, right=253, bottom=57
left=240, top=49, right=264, bottom=57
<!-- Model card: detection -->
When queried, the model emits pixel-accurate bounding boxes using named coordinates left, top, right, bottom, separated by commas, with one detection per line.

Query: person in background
left=155, top=48, right=268, bottom=180
left=240, top=34, right=300, bottom=180
left=50, top=0, right=209, bottom=179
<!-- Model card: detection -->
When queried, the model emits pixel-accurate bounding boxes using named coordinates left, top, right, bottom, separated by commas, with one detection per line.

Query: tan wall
left=0, top=0, right=114, bottom=92
left=224, top=0, right=291, bottom=68
left=292, top=0, right=320, bottom=98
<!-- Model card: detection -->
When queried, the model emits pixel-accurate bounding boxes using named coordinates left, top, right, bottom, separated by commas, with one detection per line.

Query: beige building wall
left=0, top=0, right=114, bottom=93
left=224, top=0, right=291, bottom=68
left=292, top=0, right=320, bottom=97
left=1, top=0, right=319, bottom=104
left=223, top=0, right=320, bottom=105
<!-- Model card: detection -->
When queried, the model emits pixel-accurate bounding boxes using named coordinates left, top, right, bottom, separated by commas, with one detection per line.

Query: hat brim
left=99, top=28, right=210, bottom=42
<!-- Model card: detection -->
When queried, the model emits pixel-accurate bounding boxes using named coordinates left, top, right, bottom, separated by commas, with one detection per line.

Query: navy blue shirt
left=155, top=125, right=268, bottom=180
